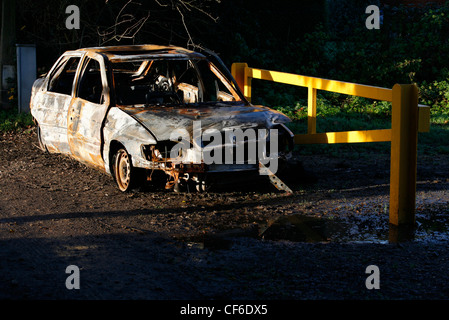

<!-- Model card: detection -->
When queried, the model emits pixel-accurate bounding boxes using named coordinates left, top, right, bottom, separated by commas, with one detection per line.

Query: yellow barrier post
left=389, top=84, right=419, bottom=227
left=308, top=87, right=317, bottom=134
left=231, top=63, right=251, bottom=102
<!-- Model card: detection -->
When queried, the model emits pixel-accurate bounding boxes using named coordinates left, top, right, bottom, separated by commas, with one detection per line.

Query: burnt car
left=30, top=45, right=294, bottom=192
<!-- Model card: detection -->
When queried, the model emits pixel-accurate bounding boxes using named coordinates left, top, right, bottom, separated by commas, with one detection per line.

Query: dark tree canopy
left=11, top=0, right=325, bottom=72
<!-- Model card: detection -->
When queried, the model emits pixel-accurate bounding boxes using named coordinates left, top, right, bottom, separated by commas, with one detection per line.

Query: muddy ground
left=1, top=129, right=449, bottom=301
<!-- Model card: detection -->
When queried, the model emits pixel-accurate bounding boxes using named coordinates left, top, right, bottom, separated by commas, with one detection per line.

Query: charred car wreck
left=30, top=45, right=294, bottom=192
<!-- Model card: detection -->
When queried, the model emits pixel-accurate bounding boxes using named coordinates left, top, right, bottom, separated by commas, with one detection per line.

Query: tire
left=112, top=148, right=138, bottom=192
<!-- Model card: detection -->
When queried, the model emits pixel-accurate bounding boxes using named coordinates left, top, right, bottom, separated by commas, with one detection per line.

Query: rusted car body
left=30, top=45, right=294, bottom=192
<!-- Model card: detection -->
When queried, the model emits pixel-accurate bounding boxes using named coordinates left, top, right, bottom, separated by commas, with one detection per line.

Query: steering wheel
left=155, top=75, right=171, bottom=92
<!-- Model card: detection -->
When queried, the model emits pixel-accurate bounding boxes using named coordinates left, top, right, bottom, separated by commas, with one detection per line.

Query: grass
left=272, top=93, right=449, bottom=158
left=0, top=109, right=34, bottom=133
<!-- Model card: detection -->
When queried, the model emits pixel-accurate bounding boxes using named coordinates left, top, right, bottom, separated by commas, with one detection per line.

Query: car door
left=67, top=53, right=111, bottom=170
left=36, top=53, right=83, bottom=154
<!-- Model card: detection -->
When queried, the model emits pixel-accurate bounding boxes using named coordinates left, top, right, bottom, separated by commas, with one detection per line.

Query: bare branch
left=176, top=5, right=194, bottom=47
left=98, top=0, right=220, bottom=46
left=98, top=0, right=150, bottom=44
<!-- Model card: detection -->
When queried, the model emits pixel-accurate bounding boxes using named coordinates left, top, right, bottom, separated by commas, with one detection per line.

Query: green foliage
left=0, top=109, right=34, bottom=132
left=272, top=91, right=449, bottom=157
left=296, top=2, right=449, bottom=87
left=419, top=80, right=449, bottom=123
left=242, top=1, right=449, bottom=117
left=236, top=1, right=449, bottom=158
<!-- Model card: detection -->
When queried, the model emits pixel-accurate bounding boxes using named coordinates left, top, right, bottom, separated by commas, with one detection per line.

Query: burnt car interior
left=77, top=58, right=104, bottom=104
left=47, top=56, right=105, bottom=105
left=113, top=58, right=242, bottom=106
left=47, top=57, right=80, bottom=95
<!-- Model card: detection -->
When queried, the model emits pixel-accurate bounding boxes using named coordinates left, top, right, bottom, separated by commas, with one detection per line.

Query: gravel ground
left=1, top=130, right=449, bottom=301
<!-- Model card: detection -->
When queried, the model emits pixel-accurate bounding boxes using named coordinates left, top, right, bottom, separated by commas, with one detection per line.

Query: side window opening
left=77, top=58, right=104, bottom=104
left=47, top=56, right=80, bottom=95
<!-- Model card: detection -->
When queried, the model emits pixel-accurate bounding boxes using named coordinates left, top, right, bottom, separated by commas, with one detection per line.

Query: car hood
left=118, top=103, right=291, bottom=141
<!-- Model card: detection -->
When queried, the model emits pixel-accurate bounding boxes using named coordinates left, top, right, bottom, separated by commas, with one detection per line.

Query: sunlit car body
left=30, top=45, right=294, bottom=192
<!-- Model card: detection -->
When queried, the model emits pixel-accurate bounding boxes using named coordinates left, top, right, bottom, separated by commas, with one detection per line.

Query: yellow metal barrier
left=231, top=62, right=431, bottom=227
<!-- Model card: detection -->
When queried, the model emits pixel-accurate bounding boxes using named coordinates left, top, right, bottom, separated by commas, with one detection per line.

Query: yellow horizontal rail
left=247, top=67, right=393, bottom=102
left=294, top=129, right=392, bottom=144
left=232, top=63, right=430, bottom=138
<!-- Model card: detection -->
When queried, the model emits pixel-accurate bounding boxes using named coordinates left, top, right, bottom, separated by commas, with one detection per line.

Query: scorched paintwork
left=30, top=45, right=294, bottom=192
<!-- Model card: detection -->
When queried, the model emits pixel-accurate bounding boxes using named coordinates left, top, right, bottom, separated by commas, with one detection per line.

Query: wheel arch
left=108, top=140, right=126, bottom=177
left=102, top=107, right=157, bottom=175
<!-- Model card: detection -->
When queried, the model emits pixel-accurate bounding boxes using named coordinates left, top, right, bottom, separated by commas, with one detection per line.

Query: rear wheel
left=113, top=148, right=137, bottom=192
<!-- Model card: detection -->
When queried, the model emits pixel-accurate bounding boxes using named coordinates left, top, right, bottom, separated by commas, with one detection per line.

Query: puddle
left=260, top=215, right=339, bottom=243
left=259, top=213, right=449, bottom=244
left=183, top=227, right=260, bottom=251
left=414, top=216, right=449, bottom=243
left=259, top=214, right=396, bottom=244
left=182, top=212, right=449, bottom=250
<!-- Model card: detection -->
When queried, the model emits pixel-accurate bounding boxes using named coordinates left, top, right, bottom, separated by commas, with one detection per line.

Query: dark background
left=2, top=0, right=449, bottom=108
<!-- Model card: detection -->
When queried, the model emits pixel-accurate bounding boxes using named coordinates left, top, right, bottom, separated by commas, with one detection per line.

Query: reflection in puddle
left=388, top=224, right=416, bottom=243
left=260, top=215, right=335, bottom=243
left=259, top=214, right=392, bottom=244
left=259, top=213, right=449, bottom=244
left=183, top=212, right=449, bottom=250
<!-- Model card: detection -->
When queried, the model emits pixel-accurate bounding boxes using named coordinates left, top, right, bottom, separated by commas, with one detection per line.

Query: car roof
left=74, top=44, right=205, bottom=62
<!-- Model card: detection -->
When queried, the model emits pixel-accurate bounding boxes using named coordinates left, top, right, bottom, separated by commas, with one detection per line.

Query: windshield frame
left=111, top=56, right=247, bottom=107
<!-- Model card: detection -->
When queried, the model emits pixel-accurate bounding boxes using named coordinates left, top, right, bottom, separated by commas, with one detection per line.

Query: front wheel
left=113, top=148, right=138, bottom=192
